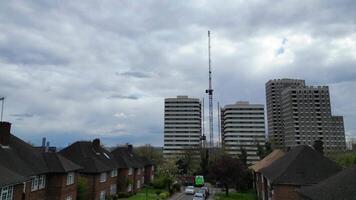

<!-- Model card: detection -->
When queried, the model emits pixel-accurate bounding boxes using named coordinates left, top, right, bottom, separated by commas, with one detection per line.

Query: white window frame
left=110, top=184, right=117, bottom=195
left=99, top=172, right=107, bottom=183
left=99, top=191, right=106, bottom=200
left=0, top=186, right=13, bottom=200
left=127, top=184, right=132, bottom=192
left=137, top=168, right=141, bottom=175
left=66, top=172, right=75, bottom=185
left=110, top=169, right=118, bottom=177
left=128, top=168, right=133, bottom=175
left=65, top=196, right=73, bottom=200
left=137, top=180, right=141, bottom=189
left=38, top=175, right=46, bottom=189
left=31, top=176, right=39, bottom=191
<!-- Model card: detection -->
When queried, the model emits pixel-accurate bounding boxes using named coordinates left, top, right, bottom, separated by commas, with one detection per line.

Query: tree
left=256, top=142, right=265, bottom=160
left=176, top=148, right=200, bottom=176
left=209, top=155, right=245, bottom=196
left=77, top=177, right=88, bottom=200
left=313, top=140, right=324, bottom=155
left=134, top=144, right=163, bottom=166
left=158, top=158, right=179, bottom=194
left=239, top=147, right=248, bottom=165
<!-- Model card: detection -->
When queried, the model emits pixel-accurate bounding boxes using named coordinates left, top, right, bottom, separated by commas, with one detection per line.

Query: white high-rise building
left=221, top=101, right=266, bottom=164
left=163, top=96, right=202, bottom=158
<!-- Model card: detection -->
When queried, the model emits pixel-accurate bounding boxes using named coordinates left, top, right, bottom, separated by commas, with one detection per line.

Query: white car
left=185, top=186, right=195, bottom=195
left=193, top=192, right=205, bottom=200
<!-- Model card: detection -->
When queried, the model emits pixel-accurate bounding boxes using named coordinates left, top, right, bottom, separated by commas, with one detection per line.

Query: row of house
left=0, top=121, right=155, bottom=200
left=250, top=145, right=356, bottom=200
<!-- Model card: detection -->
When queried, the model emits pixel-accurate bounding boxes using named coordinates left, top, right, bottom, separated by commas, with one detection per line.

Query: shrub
left=152, top=177, right=166, bottom=189
left=159, top=192, right=169, bottom=199
left=172, top=183, right=181, bottom=192
left=117, top=192, right=131, bottom=198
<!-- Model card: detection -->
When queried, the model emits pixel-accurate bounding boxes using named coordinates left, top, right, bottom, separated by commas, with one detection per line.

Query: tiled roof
left=0, top=133, right=81, bottom=186
left=260, top=145, right=341, bottom=185
left=298, top=165, right=356, bottom=200
left=111, top=147, right=144, bottom=169
left=249, top=149, right=285, bottom=172
left=59, top=141, right=119, bottom=173
left=0, top=163, right=29, bottom=187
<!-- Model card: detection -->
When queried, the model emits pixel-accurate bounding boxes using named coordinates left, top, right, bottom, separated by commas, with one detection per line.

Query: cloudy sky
left=1, top=0, right=356, bottom=147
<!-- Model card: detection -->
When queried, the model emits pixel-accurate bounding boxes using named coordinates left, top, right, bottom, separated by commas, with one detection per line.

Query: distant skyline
left=0, top=0, right=356, bottom=147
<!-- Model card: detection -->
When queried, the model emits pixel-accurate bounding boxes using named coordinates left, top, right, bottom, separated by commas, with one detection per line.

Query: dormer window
left=100, top=172, right=107, bottom=183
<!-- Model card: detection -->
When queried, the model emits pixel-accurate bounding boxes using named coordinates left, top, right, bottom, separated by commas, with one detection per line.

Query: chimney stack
left=127, top=144, right=133, bottom=153
left=93, top=138, right=100, bottom=150
left=0, top=121, right=11, bottom=146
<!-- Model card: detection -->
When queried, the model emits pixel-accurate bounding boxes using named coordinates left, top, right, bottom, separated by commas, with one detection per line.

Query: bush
left=152, top=177, right=166, bottom=189
left=159, top=192, right=169, bottom=199
left=117, top=192, right=132, bottom=198
left=172, top=183, right=181, bottom=192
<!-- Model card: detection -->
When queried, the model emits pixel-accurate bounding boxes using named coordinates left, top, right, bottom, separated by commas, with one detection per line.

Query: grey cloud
left=117, top=71, right=151, bottom=78
left=0, top=0, right=356, bottom=147
left=108, top=95, right=139, bottom=100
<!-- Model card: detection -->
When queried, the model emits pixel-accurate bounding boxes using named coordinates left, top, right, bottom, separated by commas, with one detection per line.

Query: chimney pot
left=0, top=121, right=11, bottom=146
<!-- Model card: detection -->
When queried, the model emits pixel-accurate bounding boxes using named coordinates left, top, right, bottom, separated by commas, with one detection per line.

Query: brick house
left=249, top=149, right=285, bottom=200
left=138, top=156, right=155, bottom=184
left=259, top=145, right=341, bottom=200
left=298, top=165, right=356, bottom=200
left=59, top=139, right=120, bottom=200
left=111, top=145, right=154, bottom=193
left=0, top=121, right=81, bottom=200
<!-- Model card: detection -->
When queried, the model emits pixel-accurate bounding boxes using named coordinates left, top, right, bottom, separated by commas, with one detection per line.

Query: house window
left=151, top=175, right=154, bottom=181
left=127, top=184, right=132, bottom=192
left=151, top=166, right=155, bottom=171
left=0, top=186, right=13, bottom=200
left=31, top=176, right=39, bottom=191
left=66, top=172, right=75, bottom=185
left=137, top=180, right=141, bottom=189
left=100, top=172, right=107, bottom=183
left=99, top=191, right=106, bottom=200
left=111, top=169, right=118, bottom=177
left=65, top=196, right=72, bottom=200
left=128, top=168, right=133, bottom=175
left=38, top=175, right=46, bottom=189
left=110, top=184, right=117, bottom=195
left=137, top=169, right=141, bottom=175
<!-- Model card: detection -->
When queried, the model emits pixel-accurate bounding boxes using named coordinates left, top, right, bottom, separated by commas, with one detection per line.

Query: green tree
left=158, top=158, right=179, bottom=194
left=209, top=155, right=245, bottom=196
left=134, top=144, right=163, bottom=166
left=239, top=147, right=248, bottom=165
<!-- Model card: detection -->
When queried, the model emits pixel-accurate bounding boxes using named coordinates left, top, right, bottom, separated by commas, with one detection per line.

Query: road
left=174, top=185, right=218, bottom=200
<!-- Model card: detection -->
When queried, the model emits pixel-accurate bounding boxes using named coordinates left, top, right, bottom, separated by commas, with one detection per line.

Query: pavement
left=167, top=183, right=217, bottom=200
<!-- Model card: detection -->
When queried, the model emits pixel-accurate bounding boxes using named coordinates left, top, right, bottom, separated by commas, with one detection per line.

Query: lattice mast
left=206, top=31, right=214, bottom=148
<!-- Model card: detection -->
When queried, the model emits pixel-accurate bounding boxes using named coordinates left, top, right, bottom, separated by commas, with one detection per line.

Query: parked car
left=193, top=192, right=205, bottom=200
left=201, top=186, right=210, bottom=196
left=185, top=185, right=195, bottom=195
left=197, top=189, right=207, bottom=198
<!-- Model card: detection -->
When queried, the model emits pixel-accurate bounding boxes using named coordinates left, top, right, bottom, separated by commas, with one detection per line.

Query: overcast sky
left=1, top=0, right=356, bottom=147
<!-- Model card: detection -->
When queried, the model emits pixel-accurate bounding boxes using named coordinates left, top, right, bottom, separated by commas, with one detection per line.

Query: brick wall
left=272, top=185, right=304, bottom=200
left=46, top=173, right=78, bottom=200
left=12, top=184, right=24, bottom=200
left=81, top=172, right=118, bottom=200
left=144, top=165, right=154, bottom=184
left=118, top=168, right=129, bottom=192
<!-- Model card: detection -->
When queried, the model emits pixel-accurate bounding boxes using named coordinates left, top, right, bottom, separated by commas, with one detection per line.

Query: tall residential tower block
left=266, top=79, right=346, bottom=152
left=221, top=101, right=266, bottom=164
left=163, top=96, right=202, bottom=158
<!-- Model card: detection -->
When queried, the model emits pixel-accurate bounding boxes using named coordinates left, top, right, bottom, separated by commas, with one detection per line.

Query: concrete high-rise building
left=265, top=79, right=306, bottom=149
left=281, top=85, right=346, bottom=152
left=266, top=79, right=346, bottom=152
left=163, top=96, right=202, bottom=158
left=221, top=101, right=266, bottom=164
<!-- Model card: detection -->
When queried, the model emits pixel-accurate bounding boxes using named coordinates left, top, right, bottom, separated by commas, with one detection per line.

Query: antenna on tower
left=205, top=31, right=214, bottom=148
